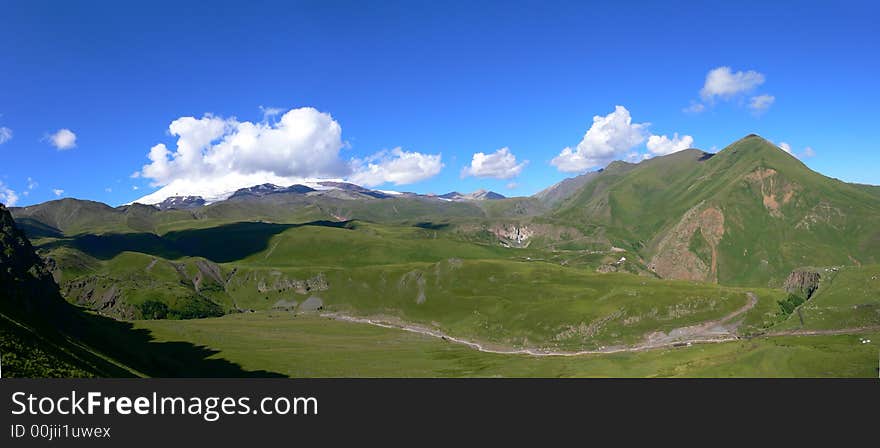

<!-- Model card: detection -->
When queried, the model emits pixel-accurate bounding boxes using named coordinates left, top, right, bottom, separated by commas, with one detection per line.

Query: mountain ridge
left=6, top=134, right=879, bottom=289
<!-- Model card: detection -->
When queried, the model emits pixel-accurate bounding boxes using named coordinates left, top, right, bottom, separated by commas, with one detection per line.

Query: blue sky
left=0, top=0, right=877, bottom=206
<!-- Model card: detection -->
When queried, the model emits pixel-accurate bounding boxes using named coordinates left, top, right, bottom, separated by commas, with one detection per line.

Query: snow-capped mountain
left=437, top=189, right=506, bottom=201
left=155, top=195, right=207, bottom=210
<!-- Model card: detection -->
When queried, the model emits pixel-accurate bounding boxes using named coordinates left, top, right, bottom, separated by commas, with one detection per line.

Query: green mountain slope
left=1, top=204, right=286, bottom=377
left=773, top=265, right=880, bottom=331
left=552, top=135, right=880, bottom=286
left=1, top=203, right=122, bottom=377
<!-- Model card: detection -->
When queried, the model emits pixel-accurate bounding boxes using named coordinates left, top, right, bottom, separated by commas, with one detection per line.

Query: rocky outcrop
left=491, top=224, right=535, bottom=248
left=256, top=272, right=329, bottom=294
left=60, top=276, right=138, bottom=319
left=783, top=269, right=821, bottom=299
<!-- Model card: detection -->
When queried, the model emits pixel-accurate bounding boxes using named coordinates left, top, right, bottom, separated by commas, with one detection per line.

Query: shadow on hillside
left=16, top=218, right=64, bottom=238
left=2, top=296, right=286, bottom=377
left=68, top=311, right=286, bottom=377
left=413, top=222, right=450, bottom=230
left=37, top=220, right=352, bottom=262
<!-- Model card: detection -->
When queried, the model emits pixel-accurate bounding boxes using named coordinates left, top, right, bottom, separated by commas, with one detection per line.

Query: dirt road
left=764, top=326, right=880, bottom=337
left=323, top=292, right=763, bottom=356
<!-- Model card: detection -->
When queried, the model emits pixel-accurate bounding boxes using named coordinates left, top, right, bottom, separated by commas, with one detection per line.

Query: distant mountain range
left=8, top=134, right=880, bottom=289
left=145, top=182, right=508, bottom=211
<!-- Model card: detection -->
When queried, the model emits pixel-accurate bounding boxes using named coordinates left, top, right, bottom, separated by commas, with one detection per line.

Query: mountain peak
left=720, top=133, right=793, bottom=160
left=735, top=133, right=777, bottom=148
left=438, top=190, right=505, bottom=201
left=156, top=195, right=206, bottom=211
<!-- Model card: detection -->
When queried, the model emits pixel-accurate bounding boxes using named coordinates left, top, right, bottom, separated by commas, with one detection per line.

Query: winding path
left=764, top=326, right=880, bottom=337
left=322, top=292, right=763, bottom=357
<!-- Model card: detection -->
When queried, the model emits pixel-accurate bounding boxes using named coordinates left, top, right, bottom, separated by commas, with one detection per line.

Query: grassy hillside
left=226, top=259, right=773, bottom=350
left=552, top=135, right=880, bottom=286
left=774, top=265, right=880, bottom=331
left=4, top=134, right=879, bottom=377
left=30, top=216, right=769, bottom=349
left=5, top=196, right=879, bottom=377
left=134, top=313, right=879, bottom=377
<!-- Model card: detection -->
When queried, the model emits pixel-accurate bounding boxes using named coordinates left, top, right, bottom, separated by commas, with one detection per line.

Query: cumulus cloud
left=48, top=128, right=77, bottom=150
left=646, top=133, right=695, bottom=156
left=749, top=94, right=775, bottom=114
left=140, top=108, right=350, bottom=185
left=136, top=107, right=352, bottom=201
left=0, top=127, right=12, bottom=144
left=27, top=177, right=38, bottom=190
left=0, top=182, right=18, bottom=206
left=802, top=146, right=816, bottom=158
left=778, top=142, right=793, bottom=154
left=135, top=107, right=445, bottom=203
left=52, top=189, right=64, bottom=197
left=700, top=67, right=765, bottom=101
left=461, top=147, right=527, bottom=179
left=349, top=147, right=443, bottom=187
left=551, top=106, right=649, bottom=173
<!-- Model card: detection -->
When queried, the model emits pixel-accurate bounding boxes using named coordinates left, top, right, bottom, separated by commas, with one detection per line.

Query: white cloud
left=105, top=187, right=113, bottom=193
left=52, top=189, right=64, bottom=197
left=551, top=105, right=649, bottom=173
left=48, top=128, right=77, bottom=150
left=135, top=106, right=447, bottom=203
left=778, top=142, right=793, bottom=154
left=136, top=107, right=352, bottom=201
left=349, top=147, right=443, bottom=187
left=132, top=185, right=139, bottom=190
left=0, top=182, right=18, bottom=206
left=802, top=146, right=816, bottom=158
left=646, top=133, right=695, bottom=156
left=461, top=147, right=527, bottom=179
left=749, top=94, right=775, bottom=113
left=506, top=182, right=518, bottom=189
left=700, top=67, right=765, bottom=101
left=682, top=102, right=705, bottom=114
left=0, top=127, right=12, bottom=144
left=140, top=108, right=350, bottom=186
left=27, top=177, right=37, bottom=190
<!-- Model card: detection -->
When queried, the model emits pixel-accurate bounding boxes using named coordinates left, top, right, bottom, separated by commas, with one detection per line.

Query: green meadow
left=133, top=313, right=880, bottom=378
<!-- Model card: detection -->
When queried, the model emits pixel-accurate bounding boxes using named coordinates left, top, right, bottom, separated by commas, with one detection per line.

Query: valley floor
left=133, top=313, right=880, bottom=378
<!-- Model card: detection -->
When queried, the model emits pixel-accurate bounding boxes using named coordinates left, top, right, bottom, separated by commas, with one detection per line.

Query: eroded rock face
left=744, top=168, right=798, bottom=218
left=490, top=224, right=535, bottom=248
left=60, top=276, right=137, bottom=319
left=783, top=270, right=821, bottom=299
left=650, top=203, right=725, bottom=282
